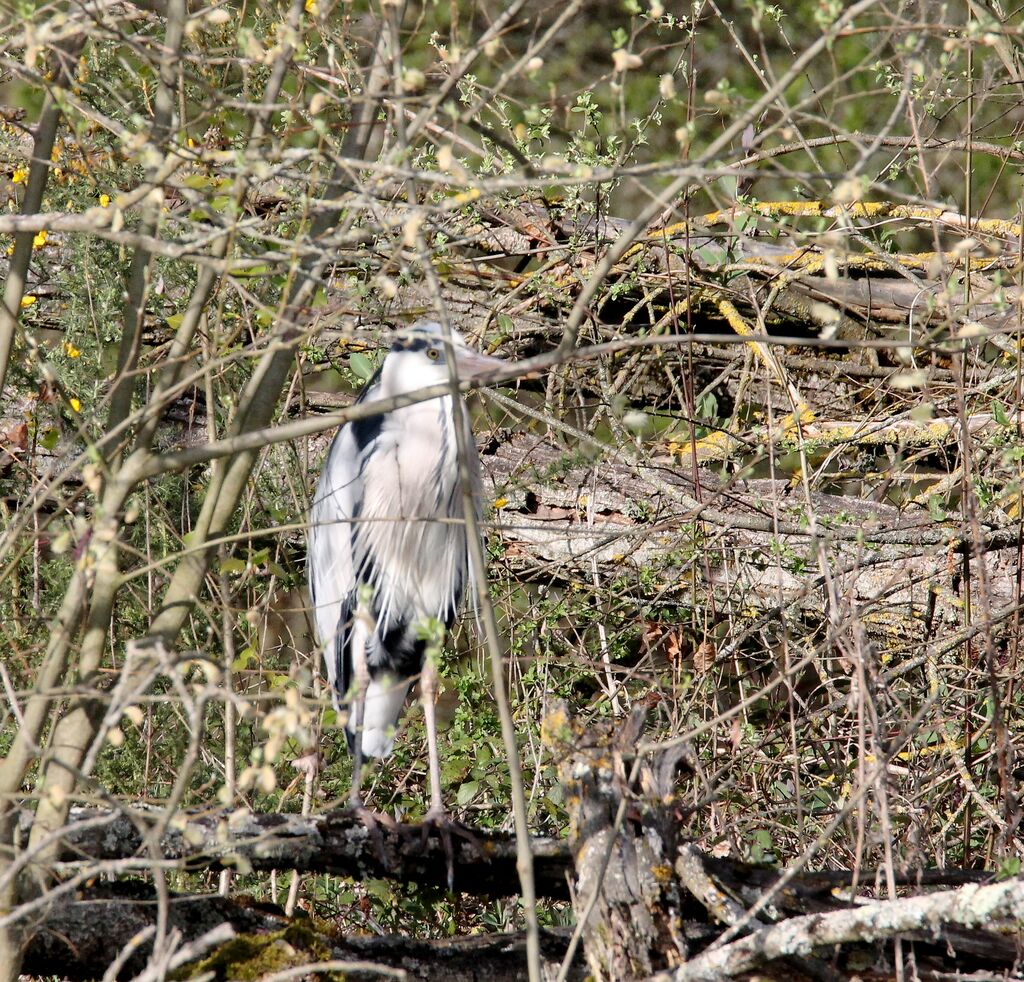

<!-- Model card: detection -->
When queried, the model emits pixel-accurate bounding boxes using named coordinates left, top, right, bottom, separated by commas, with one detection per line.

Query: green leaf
left=928, top=494, right=947, bottom=523
left=694, top=243, right=727, bottom=267
left=350, top=352, right=375, bottom=381
left=992, top=399, right=1010, bottom=427
left=232, top=646, right=257, bottom=671
left=998, top=857, right=1022, bottom=880
left=182, top=174, right=216, bottom=190
left=749, top=829, right=774, bottom=863
left=229, top=263, right=270, bottom=279
left=41, top=428, right=58, bottom=451
left=365, top=878, right=392, bottom=901
left=696, top=391, right=719, bottom=421
left=219, top=557, right=246, bottom=575
left=455, top=780, right=479, bottom=806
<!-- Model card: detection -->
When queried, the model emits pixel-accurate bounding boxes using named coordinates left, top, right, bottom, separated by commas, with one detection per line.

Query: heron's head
left=380, top=321, right=503, bottom=394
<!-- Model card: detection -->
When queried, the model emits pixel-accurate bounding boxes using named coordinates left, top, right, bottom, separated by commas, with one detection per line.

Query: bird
left=307, top=320, right=503, bottom=817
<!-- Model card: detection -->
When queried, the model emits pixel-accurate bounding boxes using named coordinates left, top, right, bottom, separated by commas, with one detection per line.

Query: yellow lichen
left=651, top=863, right=674, bottom=884
left=541, top=703, right=572, bottom=749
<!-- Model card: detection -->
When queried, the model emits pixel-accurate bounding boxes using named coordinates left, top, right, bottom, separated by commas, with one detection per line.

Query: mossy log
left=20, top=881, right=585, bottom=981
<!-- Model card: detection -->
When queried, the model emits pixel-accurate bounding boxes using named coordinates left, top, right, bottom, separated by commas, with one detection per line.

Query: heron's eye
left=426, top=348, right=440, bottom=360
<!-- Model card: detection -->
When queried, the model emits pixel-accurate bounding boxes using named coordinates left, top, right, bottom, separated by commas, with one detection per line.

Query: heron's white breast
left=356, top=395, right=468, bottom=630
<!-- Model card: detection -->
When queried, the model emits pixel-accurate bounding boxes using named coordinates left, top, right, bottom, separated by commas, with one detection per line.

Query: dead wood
left=14, top=738, right=1023, bottom=982
left=541, top=700, right=691, bottom=979
left=483, top=432, right=1022, bottom=641
left=544, top=703, right=1024, bottom=982
left=20, top=880, right=584, bottom=981
left=9, top=413, right=1021, bottom=646
left=34, top=806, right=572, bottom=900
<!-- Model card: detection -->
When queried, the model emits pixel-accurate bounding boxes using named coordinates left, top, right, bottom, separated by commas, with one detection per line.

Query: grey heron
left=307, top=320, right=502, bottom=817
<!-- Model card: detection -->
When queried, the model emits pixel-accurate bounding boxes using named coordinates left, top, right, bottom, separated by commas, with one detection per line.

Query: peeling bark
left=543, top=702, right=691, bottom=978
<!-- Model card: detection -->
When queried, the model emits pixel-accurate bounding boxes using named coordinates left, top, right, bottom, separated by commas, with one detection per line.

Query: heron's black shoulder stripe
left=349, top=365, right=386, bottom=450
left=351, top=411, right=384, bottom=451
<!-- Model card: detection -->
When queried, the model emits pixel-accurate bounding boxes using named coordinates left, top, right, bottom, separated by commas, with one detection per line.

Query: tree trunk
left=543, top=702, right=691, bottom=979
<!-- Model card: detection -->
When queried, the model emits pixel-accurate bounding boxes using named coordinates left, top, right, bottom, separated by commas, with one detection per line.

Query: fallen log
left=20, top=880, right=585, bottom=982
left=7, top=397, right=1022, bottom=644
left=13, top=739, right=1023, bottom=982
left=484, top=432, right=1022, bottom=642
left=32, top=806, right=573, bottom=900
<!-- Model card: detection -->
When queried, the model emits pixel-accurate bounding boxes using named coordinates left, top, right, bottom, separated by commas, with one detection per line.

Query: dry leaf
left=665, top=629, right=685, bottom=666
left=693, top=640, right=717, bottom=674
left=730, top=716, right=742, bottom=751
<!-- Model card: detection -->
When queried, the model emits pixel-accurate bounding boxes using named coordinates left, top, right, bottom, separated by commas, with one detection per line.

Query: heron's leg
left=420, top=653, right=456, bottom=889
left=417, top=653, right=482, bottom=889
left=348, top=598, right=373, bottom=810
left=421, top=653, right=445, bottom=817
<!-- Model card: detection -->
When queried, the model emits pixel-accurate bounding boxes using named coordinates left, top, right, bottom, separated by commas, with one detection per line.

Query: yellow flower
left=20, top=295, right=36, bottom=308
left=63, top=341, right=81, bottom=358
left=99, top=193, right=110, bottom=207
left=32, top=230, right=47, bottom=249
left=305, top=0, right=318, bottom=12
left=69, top=397, right=81, bottom=413
left=11, top=167, right=28, bottom=185
left=493, top=496, right=509, bottom=509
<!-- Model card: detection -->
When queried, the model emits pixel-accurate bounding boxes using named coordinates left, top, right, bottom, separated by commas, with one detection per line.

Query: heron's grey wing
left=310, top=411, right=413, bottom=759
left=307, top=361, right=389, bottom=688
left=308, top=421, right=364, bottom=704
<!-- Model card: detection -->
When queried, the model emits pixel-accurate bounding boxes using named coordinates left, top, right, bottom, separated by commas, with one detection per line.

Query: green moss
left=173, top=920, right=336, bottom=981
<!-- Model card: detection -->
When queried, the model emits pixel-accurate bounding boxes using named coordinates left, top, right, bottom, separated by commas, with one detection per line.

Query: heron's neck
left=373, top=394, right=464, bottom=509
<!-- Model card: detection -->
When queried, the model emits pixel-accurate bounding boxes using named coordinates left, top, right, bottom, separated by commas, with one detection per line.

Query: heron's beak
left=453, top=347, right=506, bottom=382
